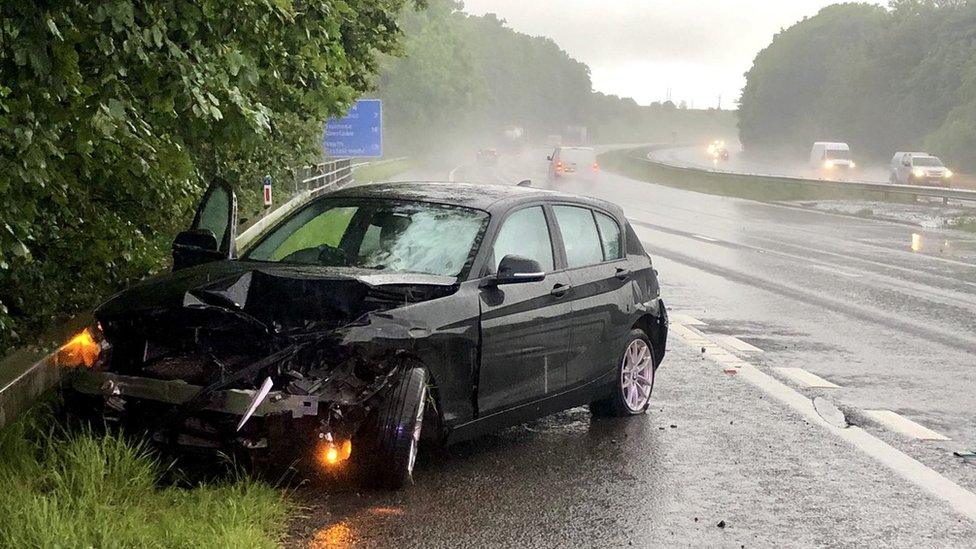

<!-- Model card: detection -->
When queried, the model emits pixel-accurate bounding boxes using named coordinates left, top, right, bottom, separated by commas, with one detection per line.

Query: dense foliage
left=0, top=0, right=413, bottom=350
left=377, top=0, right=736, bottom=154
left=739, top=0, right=976, bottom=169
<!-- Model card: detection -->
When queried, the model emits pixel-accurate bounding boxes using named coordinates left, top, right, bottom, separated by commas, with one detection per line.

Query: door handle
left=615, top=268, right=631, bottom=280
left=550, top=283, right=572, bottom=297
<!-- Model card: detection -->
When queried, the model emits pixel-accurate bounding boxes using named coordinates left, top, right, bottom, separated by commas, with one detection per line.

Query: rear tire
left=359, top=366, right=428, bottom=490
left=591, top=330, right=656, bottom=417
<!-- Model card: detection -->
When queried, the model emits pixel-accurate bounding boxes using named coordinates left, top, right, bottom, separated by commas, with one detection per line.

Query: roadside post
left=263, top=175, right=273, bottom=208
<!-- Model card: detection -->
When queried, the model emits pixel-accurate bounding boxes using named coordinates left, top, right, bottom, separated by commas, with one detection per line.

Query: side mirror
left=546, top=155, right=553, bottom=161
left=493, top=255, right=545, bottom=285
left=903, top=160, right=911, bottom=167
left=173, top=229, right=223, bottom=270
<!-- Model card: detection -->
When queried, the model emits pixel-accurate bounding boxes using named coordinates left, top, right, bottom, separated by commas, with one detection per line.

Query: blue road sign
left=324, top=99, right=383, bottom=158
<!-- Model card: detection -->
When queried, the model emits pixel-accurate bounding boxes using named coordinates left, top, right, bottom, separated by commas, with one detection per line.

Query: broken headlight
left=55, top=324, right=108, bottom=369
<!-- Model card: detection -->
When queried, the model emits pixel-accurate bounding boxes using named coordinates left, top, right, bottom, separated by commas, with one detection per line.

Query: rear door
left=551, top=205, right=633, bottom=386
left=478, top=206, right=574, bottom=415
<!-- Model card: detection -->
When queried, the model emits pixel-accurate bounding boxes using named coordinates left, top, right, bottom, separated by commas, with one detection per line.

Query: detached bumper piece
left=70, top=371, right=320, bottom=419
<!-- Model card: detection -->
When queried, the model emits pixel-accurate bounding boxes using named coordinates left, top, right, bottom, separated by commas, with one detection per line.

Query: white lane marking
left=864, top=410, right=951, bottom=441
left=448, top=164, right=464, bottom=182
left=808, top=264, right=863, bottom=278
left=775, top=367, right=840, bottom=388
left=710, top=334, right=764, bottom=353
left=669, top=321, right=976, bottom=521
left=693, top=234, right=718, bottom=242
left=668, top=313, right=706, bottom=326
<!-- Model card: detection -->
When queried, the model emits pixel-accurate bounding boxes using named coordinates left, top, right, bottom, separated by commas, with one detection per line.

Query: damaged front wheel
left=359, top=366, right=428, bottom=489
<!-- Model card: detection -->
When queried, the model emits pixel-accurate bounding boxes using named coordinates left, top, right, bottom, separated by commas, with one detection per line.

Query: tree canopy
left=0, top=0, right=414, bottom=351
left=376, top=0, right=735, bottom=154
left=739, top=1, right=976, bottom=169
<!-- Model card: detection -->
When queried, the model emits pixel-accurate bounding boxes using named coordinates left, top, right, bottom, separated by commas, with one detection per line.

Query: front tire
left=360, top=366, right=428, bottom=489
left=591, top=330, right=656, bottom=417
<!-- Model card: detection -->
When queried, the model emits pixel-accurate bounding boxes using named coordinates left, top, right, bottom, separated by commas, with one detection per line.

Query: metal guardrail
left=0, top=156, right=406, bottom=428
left=636, top=146, right=976, bottom=204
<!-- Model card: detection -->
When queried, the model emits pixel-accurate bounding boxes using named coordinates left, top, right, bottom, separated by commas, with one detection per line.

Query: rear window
left=559, top=148, right=596, bottom=165
left=594, top=212, right=623, bottom=260
left=825, top=148, right=850, bottom=160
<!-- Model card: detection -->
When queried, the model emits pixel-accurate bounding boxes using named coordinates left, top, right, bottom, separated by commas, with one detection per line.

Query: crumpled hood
left=96, top=260, right=458, bottom=332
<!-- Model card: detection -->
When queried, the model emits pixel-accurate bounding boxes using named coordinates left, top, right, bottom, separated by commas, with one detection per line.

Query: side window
left=594, top=212, right=623, bottom=260
left=492, top=207, right=555, bottom=272
left=553, top=205, right=603, bottom=268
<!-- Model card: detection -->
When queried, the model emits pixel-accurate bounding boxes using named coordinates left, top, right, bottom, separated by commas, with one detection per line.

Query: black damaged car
left=66, top=180, right=667, bottom=489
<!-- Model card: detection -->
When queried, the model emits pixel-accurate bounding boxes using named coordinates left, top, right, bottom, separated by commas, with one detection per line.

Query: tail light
left=592, top=162, right=600, bottom=172
left=556, top=161, right=564, bottom=172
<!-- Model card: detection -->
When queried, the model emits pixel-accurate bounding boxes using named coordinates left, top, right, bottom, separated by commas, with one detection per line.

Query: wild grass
left=353, top=158, right=414, bottom=183
left=948, top=216, right=976, bottom=234
left=600, top=149, right=914, bottom=204
left=0, top=407, right=289, bottom=548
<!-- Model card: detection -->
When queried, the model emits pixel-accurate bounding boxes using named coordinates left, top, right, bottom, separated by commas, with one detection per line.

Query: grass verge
left=353, top=158, right=414, bottom=183
left=599, top=148, right=914, bottom=204
left=0, top=406, right=289, bottom=548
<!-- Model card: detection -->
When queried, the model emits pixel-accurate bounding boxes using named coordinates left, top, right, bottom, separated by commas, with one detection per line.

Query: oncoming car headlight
left=824, top=160, right=835, bottom=169
left=56, top=324, right=106, bottom=369
left=945, top=169, right=953, bottom=178
left=913, top=168, right=926, bottom=178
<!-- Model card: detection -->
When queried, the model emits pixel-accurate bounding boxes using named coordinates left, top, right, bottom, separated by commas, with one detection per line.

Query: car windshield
left=244, top=198, right=489, bottom=277
left=825, top=149, right=851, bottom=160
left=560, top=148, right=596, bottom=164
left=913, top=157, right=943, bottom=167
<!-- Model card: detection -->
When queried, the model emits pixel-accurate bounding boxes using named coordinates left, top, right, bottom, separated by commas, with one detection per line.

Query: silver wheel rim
left=621, top=339, right=654, bottom=412
left=407, top=387, right=426, bottom=475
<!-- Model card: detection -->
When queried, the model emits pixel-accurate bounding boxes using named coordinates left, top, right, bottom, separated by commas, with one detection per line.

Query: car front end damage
left=64, top=265, right=457, bottom=472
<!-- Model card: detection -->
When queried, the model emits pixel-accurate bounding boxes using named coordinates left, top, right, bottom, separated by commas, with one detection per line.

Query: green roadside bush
left=0, top=0, right=416, bottom=353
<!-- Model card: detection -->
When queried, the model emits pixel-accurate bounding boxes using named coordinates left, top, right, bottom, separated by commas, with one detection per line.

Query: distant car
left=64, top=181, right=667, bottom=490
left=477, top=148, right=500, bottom=166
left=810, top=142, right=856, bottom=174
left=890, top=153, right=952, bottom=186
left=706, top=140, right=730, bottom=161
left=548, top=147, right=600, bottom=181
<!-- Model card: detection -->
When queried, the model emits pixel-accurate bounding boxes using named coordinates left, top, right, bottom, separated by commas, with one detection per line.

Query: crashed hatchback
left=66, top=181, right=667, bottom=489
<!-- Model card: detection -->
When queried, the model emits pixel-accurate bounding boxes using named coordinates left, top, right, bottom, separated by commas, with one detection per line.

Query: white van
left=810, top=142, right=856, bottom=172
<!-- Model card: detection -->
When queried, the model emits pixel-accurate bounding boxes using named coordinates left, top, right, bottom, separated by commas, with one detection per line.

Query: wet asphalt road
left=290, top=150, right=976, bottom=547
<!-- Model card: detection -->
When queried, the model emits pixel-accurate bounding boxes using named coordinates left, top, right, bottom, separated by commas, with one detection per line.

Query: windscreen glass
left=913, top=157, right=943, bottom=167
left=245, top=198, right=488, bottom=277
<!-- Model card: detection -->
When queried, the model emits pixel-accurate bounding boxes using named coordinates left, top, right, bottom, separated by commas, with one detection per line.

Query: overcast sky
left=461, top=1, right=885, bottom=108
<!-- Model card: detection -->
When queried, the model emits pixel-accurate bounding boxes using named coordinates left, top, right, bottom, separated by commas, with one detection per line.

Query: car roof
left=324, top=180, right=623, bottom=216
left=814, top=142, right=849, bottom=148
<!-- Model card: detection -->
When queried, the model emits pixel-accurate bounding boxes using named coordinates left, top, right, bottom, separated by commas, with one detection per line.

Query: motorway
left=290, top=150, right=976, bottom=547
left=649, top=144, right=893, bottom=183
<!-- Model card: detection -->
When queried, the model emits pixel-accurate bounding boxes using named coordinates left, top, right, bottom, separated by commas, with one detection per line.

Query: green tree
left=0, top=0, right=414, bottom=351
left=738, top=4, right=886, bottom=156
